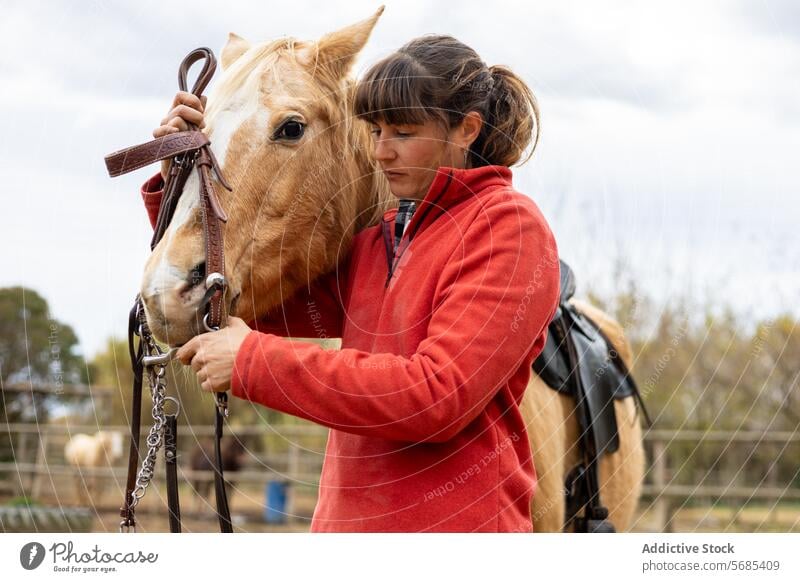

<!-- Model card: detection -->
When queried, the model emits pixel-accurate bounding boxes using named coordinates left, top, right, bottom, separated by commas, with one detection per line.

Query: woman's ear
left=454, top=111, right=483, bottom=149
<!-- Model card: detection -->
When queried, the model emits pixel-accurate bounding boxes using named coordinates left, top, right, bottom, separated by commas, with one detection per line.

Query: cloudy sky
left=1, top=0, right=797, bottom=358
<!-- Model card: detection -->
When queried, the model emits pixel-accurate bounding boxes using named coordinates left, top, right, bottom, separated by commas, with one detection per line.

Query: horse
left=63, top=430, right=124, bottom=507
left=138, top=7, right=645, bottom=532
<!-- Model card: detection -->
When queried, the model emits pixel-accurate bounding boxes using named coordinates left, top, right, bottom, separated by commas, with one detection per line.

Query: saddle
left=533, top=260, right=651, bottom=532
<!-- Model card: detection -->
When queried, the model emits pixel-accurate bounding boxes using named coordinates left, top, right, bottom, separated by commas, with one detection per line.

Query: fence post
left=31, top=431, right=49, bottom=500
left=652, top=440, right=674, bottom=532
left=15, top=430, right=30, bottom=498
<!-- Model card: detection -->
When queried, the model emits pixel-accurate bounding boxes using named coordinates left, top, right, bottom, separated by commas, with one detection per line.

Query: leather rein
left=104, top=48, right=234, bottom=533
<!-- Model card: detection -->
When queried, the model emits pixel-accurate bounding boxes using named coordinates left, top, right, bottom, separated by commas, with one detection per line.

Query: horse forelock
left=206, top=37, right=308, bottom=117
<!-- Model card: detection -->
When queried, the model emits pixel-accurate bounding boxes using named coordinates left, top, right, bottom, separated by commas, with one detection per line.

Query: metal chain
left=128, top=325, right=170, bottom=510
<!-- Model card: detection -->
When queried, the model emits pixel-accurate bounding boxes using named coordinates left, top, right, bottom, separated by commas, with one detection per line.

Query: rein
left=104, top=48, right=234, bottom=533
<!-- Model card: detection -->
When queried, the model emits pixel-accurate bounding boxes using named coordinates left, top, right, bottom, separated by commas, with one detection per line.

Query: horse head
left=140, top=7, right=390, bottom=345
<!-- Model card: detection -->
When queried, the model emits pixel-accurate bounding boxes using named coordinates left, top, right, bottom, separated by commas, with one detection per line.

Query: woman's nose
left=373, top=138, right=396, bottom=162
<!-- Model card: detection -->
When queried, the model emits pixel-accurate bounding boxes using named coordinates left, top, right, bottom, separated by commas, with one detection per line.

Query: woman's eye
left=274, top=120, right=305, bottom=141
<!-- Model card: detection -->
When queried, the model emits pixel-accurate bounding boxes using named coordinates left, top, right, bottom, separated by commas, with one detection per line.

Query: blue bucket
left=264, top=481, right=288, bottom=524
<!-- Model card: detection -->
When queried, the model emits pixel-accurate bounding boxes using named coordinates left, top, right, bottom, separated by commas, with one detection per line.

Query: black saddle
left=532, top=260, right=651, bottom=532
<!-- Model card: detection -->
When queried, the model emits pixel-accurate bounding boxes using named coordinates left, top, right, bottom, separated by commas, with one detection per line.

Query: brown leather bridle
left=104, top=48, right=234, bottom=533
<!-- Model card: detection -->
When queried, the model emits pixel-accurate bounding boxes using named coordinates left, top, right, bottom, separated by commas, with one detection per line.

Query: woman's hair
left=353, top=34, right=540, bottom=168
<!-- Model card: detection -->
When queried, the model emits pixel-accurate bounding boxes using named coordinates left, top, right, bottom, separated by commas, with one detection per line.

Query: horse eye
left=274, top=120, right=305, bottom=141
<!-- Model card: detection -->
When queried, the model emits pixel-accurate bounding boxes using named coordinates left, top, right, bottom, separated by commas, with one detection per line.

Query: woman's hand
left=153, top=90, right=208, bottom=179
left=175, top=317, right=252, bottom=393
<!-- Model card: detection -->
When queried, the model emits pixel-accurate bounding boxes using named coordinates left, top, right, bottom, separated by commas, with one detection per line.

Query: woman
left=142, top=35, right=560, bottom=532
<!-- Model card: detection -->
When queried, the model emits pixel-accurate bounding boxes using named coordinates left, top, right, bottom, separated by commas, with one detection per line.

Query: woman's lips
left=385, top=170, right=406, bottom=180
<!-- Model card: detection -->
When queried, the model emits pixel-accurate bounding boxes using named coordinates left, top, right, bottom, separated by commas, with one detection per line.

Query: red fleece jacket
left=141, top=165, right=560, bottom=532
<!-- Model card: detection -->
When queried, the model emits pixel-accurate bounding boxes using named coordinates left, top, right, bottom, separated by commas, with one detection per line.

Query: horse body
left=63, top=430, right=124, bottom=506
left=140, top=7, right=645, bottom=531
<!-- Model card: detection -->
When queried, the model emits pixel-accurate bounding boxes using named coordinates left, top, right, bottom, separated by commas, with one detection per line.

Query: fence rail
left=2, top=423, right=799, bottom=531
left=1, top=420, right=328, bottom=522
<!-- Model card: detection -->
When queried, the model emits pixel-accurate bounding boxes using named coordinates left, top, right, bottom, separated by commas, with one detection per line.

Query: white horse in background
left=64, top=430, right=124, bottom=506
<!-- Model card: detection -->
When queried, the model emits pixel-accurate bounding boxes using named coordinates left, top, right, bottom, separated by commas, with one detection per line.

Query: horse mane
left=340, top=78, right=396, bottom=232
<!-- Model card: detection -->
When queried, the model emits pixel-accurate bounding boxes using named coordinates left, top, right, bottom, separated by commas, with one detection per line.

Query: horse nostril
left=187, top=261, right=206, bottom=288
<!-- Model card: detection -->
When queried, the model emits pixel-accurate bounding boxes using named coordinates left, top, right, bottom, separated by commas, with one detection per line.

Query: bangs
left=352, top=53, right=442, bottom=126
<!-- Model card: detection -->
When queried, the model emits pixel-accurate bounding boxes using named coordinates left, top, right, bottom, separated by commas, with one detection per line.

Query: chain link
left=128, top=325, right=170, bottom=510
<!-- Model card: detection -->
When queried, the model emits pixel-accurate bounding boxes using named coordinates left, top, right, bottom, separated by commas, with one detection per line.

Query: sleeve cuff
left=141, top=172, right=165, bottom=228
left=142, top=172, right=165, bottom=195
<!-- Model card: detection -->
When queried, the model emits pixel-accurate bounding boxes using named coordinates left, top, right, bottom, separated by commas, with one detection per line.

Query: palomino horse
left=64, top=430, right=124, bottom=506
left=139, top=7, right=645, bottom=532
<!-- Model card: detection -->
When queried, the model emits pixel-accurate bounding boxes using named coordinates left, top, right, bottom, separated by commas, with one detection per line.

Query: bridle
left=104, top=48, right=234, bottom=533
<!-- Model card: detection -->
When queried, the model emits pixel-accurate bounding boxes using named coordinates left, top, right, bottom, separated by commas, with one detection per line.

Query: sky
left=1, top=0, right=797, bottom=358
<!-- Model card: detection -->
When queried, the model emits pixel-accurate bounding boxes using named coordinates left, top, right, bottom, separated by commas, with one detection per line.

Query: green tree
left=0, top=287, right=85, bottom=388
left=0, top=286, right=87, bottom=469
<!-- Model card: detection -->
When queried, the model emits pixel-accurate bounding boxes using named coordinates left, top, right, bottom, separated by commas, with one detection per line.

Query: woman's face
left=369, top=118, right=465, bottom=200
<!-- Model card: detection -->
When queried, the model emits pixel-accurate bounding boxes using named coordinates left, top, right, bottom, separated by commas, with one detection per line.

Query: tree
left=0, top=287, right=85, bottom=388
left=0, top=286, right=87, bottom=467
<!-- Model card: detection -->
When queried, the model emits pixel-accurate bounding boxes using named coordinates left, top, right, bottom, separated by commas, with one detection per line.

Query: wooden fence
left=2, top=422, right=799, bottom=531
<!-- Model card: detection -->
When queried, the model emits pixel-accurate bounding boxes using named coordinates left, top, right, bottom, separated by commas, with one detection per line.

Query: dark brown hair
left=353, top=34, right=540, bottom=167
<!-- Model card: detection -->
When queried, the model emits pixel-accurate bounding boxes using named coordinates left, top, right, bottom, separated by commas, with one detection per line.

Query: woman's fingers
left=167, top=116, right=190, bottom=132
left=171, top=90, right=205, bottom=112
left=153, top=125, right=179, bottom=138
left=153, top=91, right=208, bottom=139
left=167, top=104, right=205, bottom=128
left=169, top=92, right=206, bottom=127
left=152, top=117, right=190, bottom=139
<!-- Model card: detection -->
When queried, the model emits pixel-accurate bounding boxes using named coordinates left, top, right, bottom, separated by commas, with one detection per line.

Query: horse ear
left=315, top=5, right=384, bottom=80
left=221, top=32, right=251, bottom=70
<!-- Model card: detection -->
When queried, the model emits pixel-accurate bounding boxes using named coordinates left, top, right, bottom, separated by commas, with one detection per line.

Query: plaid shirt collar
left=394, top=198, right=417, bottom=251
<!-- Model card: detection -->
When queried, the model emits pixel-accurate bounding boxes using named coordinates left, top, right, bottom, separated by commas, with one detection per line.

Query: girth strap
left=561, top=305, right=616, bottom=533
